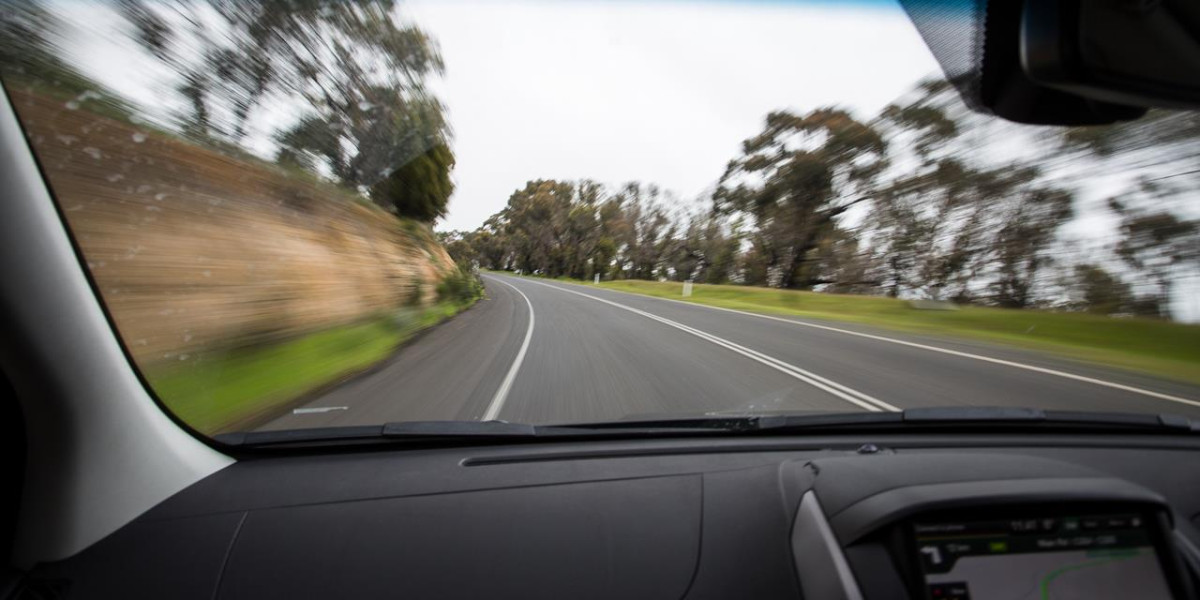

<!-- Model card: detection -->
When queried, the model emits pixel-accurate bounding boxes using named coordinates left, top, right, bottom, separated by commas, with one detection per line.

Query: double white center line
left=515, top=277, right=899, bottom=413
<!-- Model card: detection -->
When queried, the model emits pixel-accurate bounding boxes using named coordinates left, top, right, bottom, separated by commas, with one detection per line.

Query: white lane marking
left=292, top=406, right=348, bottom=415
left=562, top=281, right=1200, bottom=410
left=481, top=276, right=536, bottom=421
left=514, top=277, right=898, bottom=412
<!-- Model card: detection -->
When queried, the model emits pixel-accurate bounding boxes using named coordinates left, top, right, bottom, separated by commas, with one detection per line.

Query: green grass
left=146, top=302, right=471, bottom=435
left=516, top=275, right=1200, bottom=386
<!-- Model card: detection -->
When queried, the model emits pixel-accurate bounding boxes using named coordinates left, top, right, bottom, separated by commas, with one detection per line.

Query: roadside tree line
left=443, top=82, right=1200, bottom=319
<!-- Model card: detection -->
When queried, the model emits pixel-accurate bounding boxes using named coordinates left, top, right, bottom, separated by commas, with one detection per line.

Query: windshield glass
left=2, top=0, right=1198, bottom=439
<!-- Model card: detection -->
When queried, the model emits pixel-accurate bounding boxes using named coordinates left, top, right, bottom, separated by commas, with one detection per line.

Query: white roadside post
left=594, top=274, right=600, bottom=285
left=682, top=280, right=693, bottom=298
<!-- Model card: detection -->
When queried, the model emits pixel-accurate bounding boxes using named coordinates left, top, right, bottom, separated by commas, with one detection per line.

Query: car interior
left=3, top=0, right=1200, bottom=598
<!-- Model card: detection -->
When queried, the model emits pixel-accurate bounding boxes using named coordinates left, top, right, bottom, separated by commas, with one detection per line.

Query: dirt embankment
left=11, top=89, right=456, bottom=366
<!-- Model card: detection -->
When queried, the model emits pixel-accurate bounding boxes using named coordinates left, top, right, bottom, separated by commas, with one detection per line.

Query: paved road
left=260, top=274, right=1200, bottom=430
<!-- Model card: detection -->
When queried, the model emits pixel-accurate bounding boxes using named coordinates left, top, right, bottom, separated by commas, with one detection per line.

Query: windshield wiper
left=561, top=408, right=1199, bottom=434
left=900, top=407, right=1197, bottom=431
left=216, top=421, right=537, bottom=447
left=215, top=409, right=1199, bottom=448
left=215, top=417, right=802, bottom=448
left=215, top=418, right=736, bottom=448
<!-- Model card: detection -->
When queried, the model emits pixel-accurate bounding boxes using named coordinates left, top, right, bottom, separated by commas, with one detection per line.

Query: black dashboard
left=29, top=433, right=1200, bottom=599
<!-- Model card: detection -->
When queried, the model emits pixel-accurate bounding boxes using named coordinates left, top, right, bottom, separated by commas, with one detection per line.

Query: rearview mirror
left=901, top=0, right=1200, bottom=125
left=1022, top=0, right=1200, bottom=110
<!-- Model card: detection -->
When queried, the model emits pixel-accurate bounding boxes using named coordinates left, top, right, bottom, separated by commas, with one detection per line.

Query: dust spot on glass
left=64, top=100, right=79, bottom=110
left=131, top=132, right=147, bottom=143
left=56, top=134, right=77, bottom=146
left=82, top=147, right=102, bottom=160
left=106, top=174, right=124, bottom=183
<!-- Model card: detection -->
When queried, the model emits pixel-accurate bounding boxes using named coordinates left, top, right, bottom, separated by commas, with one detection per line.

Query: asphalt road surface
left=260, top=273, right=1200, bottom=430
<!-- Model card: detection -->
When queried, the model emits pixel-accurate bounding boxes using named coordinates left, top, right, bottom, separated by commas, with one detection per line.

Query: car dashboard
left=26, top=432, right=1200, bottom=599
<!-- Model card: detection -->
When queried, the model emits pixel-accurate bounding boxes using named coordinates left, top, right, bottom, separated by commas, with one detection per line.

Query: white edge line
left=512, top=276, right=898, bottom=413
left=555, top=279, right=1200, bottom=411
left=481, top=276, right=535, bottom=421
left=291, top=406, right=348, bottom=415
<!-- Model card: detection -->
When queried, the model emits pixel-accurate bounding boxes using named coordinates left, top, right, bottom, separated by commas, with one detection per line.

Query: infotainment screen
left=912, top=511, right=1175, bottom=599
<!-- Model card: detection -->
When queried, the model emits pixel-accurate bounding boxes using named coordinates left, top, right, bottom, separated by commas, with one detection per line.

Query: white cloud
left=401, top=1, right=940, bottom=232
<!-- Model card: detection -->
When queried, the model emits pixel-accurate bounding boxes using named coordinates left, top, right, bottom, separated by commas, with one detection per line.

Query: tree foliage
left=370, top=143, right=454, bottom=221
left=458, top=180, right=738, bottom=284
left=0, top=1, right=134, bottom=119
left=1108, top=192, right=1199, bottom=319
left=117, top=0, right=454, bottom=218
left=715, top=109, right=886, bottom=288
left=1070, top=265, right=1134, bottom=315
left=464, top=78, right=1199, bottom=321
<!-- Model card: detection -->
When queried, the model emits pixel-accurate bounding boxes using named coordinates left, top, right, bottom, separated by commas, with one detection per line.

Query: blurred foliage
left=3, top=0, right=456, bottom=221
left=439, top=230, right=478, bottom=267
left=465, top=79, right=1199, bottom=321
left=1, top=1, right=468, bottom=432
left=4, top=1, right=1199, bottom=326
left=455, top=179, right=739, bottom=285
left=371, top=142, right=454, bottom=221
left=1109, top=191, right=1199, bottom=320
left=0, top=0, right=134, bottom=120
left=715, top=108, right=886, bottom=289
left=117, top=0, right=454, bottom=213
left=1070, top=265, right=1134, bottom=316
left=437, top=265, right=483, bottom=305
left=1060, top=109, right=1200, bottom=158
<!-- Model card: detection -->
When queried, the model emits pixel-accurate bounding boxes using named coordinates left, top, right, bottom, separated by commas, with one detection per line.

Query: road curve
left=259, top=274, right=531, bottom=430
left=260, top=273, right=1200, bottom=430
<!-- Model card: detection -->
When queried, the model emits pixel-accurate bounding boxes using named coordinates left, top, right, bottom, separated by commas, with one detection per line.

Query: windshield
left=2, top=0, right=1198, bottom=440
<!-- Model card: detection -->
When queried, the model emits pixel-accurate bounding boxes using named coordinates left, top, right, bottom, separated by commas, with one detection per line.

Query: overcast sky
left=400, top=0, right=940, bottom=232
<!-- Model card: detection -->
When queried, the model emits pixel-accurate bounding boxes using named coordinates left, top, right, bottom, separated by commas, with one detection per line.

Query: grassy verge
left=504, top=274, right=1200, bottom=386
left=146, top=301, right=472, bottom=435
